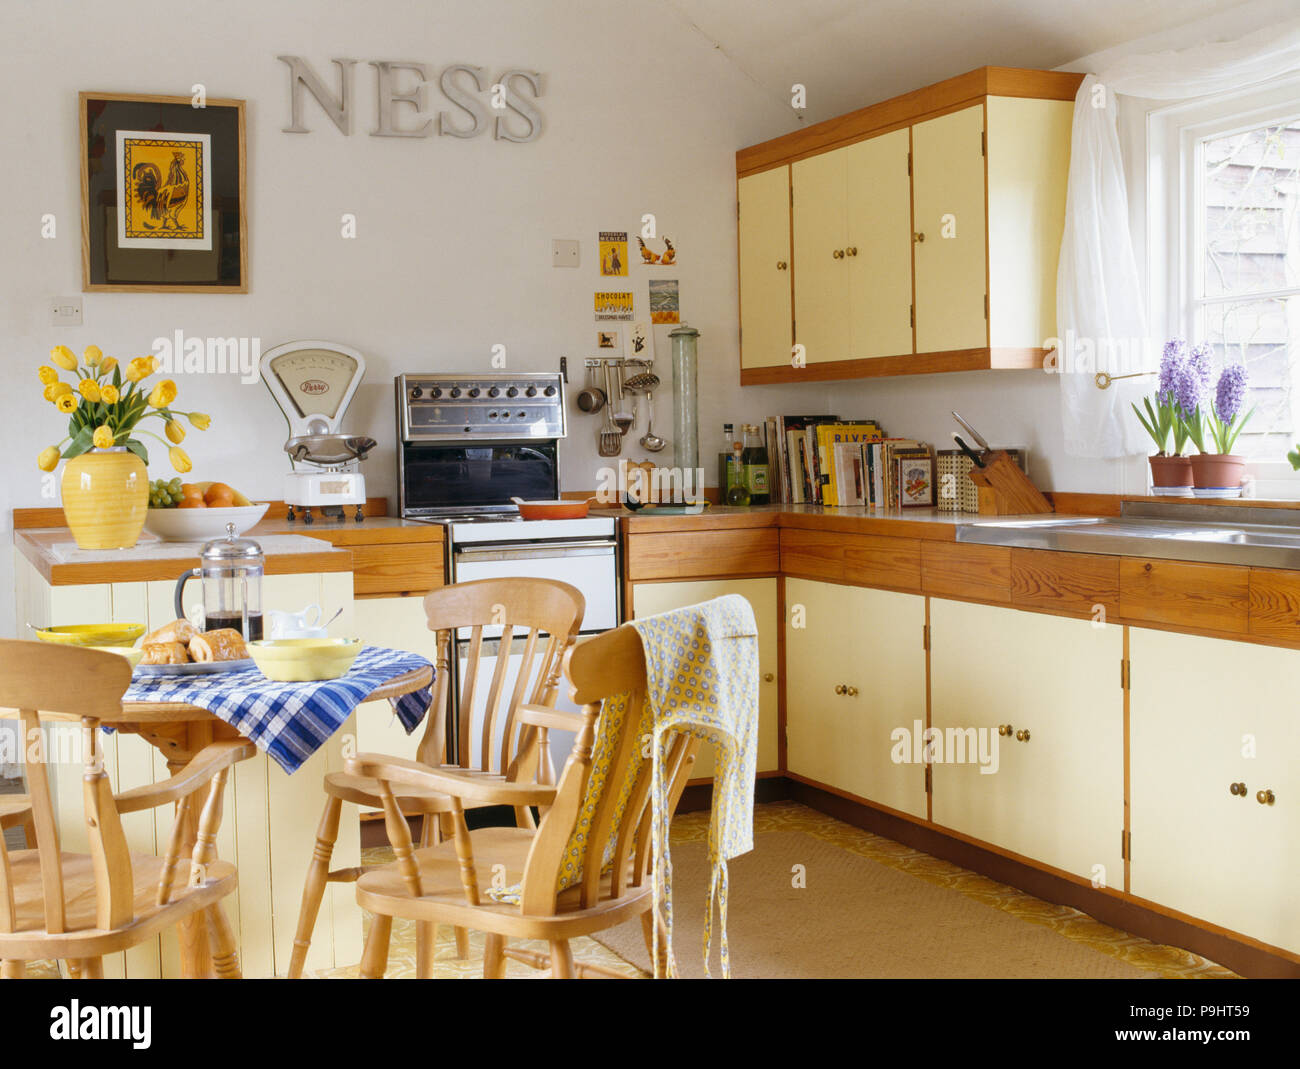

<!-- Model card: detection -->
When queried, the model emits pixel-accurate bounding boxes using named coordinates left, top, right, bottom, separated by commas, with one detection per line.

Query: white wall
left=0, top=0, right=791, bottom=637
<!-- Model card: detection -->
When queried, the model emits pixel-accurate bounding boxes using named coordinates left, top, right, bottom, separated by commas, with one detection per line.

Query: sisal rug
left=594, top=831, right=1161, bottom=978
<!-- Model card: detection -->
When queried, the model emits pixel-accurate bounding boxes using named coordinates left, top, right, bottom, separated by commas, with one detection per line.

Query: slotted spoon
left=598, top=361, right=622, bottom=457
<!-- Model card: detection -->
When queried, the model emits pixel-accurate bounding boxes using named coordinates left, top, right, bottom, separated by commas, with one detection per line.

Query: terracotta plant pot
left=61, top=447, right=149, bottom=549
left=1189, top=453, right=1246, bottom=490
left=1148, top=454, right=1193, bottom=489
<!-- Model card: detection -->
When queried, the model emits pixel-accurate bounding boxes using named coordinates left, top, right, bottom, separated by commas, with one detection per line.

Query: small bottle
left=742, top=424, right=770, bottom=505
left=720, top=423, right=736, bottom=496
left=726, top=442, right=750, bottom=506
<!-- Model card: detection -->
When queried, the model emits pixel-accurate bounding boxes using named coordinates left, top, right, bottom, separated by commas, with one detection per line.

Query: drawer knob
left=845, top=246, right=858, bottom=256
left=997, top=724, right=1013, bottom=736
left=763, top=672, right=775, bottom=683
left=846, top=685, right=858, bottom=697
left=834, top=684, right=846, bottom=695
left=1230, top=782, right=1247, bottom=796
left=1257, top=789, right=1275, bottom=806
left=913, top=232, right=925, bottom=244
left=776, top=261, right=788, bottom=270
left=1015, top=729, right=1030, bottom=743
left=832, top=249, right=845, bottom=259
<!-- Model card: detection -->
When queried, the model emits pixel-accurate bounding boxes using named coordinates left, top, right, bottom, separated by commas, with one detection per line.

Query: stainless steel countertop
left=956, top=500, right=1300, bottom=570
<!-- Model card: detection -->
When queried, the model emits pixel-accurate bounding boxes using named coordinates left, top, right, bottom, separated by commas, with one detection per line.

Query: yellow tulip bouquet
left=38, top=345, right=210, bottom=474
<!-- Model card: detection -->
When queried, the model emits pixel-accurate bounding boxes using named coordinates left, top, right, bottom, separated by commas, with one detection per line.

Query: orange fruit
left=178, top=498, right=207, bottom=509
left=179, top=483, right=204, bottom=501
left=203, top=482, right=235, bottom=506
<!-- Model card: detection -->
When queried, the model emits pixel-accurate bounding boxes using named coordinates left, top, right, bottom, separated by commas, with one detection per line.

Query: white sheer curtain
left=1058, top=19, right=1300, bottom=458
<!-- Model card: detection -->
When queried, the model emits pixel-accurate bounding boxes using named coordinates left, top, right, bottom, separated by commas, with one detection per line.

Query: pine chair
left=347, top=619, right=702, bottom=979
left=287, top=576, right=586, bottom=979
left=0, top=640, right=252, bottom=979
left=0, top=799, right=33, bottom=850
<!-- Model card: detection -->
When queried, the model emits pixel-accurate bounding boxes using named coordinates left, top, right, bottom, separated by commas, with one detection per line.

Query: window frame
left=1148, top=73, right=1300, bottom=496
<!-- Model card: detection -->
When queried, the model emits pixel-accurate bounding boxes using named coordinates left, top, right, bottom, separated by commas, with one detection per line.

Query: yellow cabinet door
left=844, top=128, right=913, bottom=360
left=1130, top=629, right=1300, bottom=954
left=930, top=599, right=1124, bottom=883
left=911, top=104, right=987, bottom=354
left=791, top=150, right=849, bottom=365
left=631, top=578, right=779, bottom=776
left=738, top=167, right=793, bottom=369
left=784, top=578, right=927, bottom=817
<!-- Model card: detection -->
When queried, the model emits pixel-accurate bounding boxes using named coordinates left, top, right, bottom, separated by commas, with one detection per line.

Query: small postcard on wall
left=629, top=321, right=652, bottom=360
left=596, top=326, right=624, bottom=355
left=599, top=232, right=628, bottom=276
left=594, top=291, right=633, bottom=320
left=649, top=279, right=679, bottom=324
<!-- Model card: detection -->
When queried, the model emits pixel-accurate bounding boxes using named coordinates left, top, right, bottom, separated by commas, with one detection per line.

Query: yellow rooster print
left=133, top=150, right=191, bottom=231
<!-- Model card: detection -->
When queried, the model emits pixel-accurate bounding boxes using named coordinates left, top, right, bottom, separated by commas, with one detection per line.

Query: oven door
left=450, top=542, right=618, bottom=632
left=401, top=442, right=558, bottom=515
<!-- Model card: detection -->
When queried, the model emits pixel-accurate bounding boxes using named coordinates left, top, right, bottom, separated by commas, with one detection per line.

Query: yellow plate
left=248, top=638, right=362, bottom=682
left=88, top=645, right=145, bottom=668
left=33, top=623, right=145, bottom=647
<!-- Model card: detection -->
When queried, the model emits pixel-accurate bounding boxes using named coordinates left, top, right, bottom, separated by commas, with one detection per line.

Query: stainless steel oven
left=396, top=371, right=618, bottom=772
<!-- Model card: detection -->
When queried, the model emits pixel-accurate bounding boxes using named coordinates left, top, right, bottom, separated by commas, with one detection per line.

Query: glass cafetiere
left=174, top=523, right=264, bottom=640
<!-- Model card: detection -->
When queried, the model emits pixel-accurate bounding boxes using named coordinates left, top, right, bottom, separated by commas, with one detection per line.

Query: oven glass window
left=402, top=443, right=558, bottom=510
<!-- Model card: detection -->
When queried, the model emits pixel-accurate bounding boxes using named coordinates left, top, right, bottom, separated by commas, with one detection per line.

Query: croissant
left=141, top=641, right=189, bottom=665
left=188, top=629, right=249, bottom=663
left=143, top=619, right=197, bottom=647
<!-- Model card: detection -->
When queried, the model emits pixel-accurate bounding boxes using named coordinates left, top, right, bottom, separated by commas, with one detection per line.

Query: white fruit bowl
left=143, top=503, right=270, bottom=542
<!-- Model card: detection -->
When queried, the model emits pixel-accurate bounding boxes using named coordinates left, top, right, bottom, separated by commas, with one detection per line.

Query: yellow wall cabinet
left=737, top=67, right=1080, bottom=384
left=929, top=599, right=1124, bottom=883
left=1129, top=628, right=1300, bottom=955
left=737, top=166, right=793, bottom=370
left=631, top=578, right=779, bottom=778
left=784, top=578, right=927, bottom=817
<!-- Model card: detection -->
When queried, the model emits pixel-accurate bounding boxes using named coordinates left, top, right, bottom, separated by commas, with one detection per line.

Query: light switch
left=51, top=297, right=82, bottom=326
left=551, top=239, right=579, bottom=268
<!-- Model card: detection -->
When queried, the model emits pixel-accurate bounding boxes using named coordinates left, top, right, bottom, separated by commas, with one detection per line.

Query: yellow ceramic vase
left=61, top=447, right=149, bottom=549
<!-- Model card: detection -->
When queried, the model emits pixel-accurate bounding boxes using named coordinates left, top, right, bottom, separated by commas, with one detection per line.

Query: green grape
left=169, top=478, right=182, bottom=492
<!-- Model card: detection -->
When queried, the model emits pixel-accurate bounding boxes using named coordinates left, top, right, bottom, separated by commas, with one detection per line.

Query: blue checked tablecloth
left=123, top=645, right=434, bottom=774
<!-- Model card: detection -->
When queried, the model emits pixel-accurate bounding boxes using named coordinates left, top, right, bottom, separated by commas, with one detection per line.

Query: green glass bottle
left=725, top=443, right=750, bottom=506
left=742, top=424, right=770, bottom=505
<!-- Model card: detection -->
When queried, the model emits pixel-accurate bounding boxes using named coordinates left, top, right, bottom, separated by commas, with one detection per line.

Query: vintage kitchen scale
left=260, top=340, right=376, bottom=523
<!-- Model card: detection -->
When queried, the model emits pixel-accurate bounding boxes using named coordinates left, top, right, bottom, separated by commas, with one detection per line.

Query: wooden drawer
left=350, top=543, right=444, bottom=596
left=1248, top=569, right=1300, bottom=643
left=779, top=528, right=921, bottom=591
left=1119, top=558, right=1249, bottom=634
left=625, top=528, right=779, bottom=581
left=922, top=542, right=1010, bottom=602
left=1011, top=548, right=1119, bottom=618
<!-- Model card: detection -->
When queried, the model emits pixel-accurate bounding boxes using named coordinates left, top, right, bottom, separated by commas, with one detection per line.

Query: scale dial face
left=268, top=348, right=361, bottom=421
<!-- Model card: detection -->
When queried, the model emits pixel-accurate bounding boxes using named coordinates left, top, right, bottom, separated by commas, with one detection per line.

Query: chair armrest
left=346, top=753, right=557, bottom=808
left=515, top=704, right=588, bottom=732
left=115, top=739, right=257, bottom=814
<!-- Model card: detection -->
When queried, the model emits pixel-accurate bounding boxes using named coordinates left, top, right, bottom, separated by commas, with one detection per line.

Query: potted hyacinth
left=1187, top=359, right=1253, bottom=491
left=1132, top=339, right=1194, bottom=491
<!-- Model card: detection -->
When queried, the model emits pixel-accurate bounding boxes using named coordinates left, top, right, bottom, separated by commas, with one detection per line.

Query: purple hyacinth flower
left=1173, top=360, right=1202, bottom=415
left=1158, top=339, right=1187, bottom=405
left=1188, top=342, right=1215, bottom=390
left=1215, top=363, right=1248, bottom=424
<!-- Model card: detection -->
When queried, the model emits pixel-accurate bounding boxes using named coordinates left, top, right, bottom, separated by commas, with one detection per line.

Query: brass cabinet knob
left=834, top=684, right=846, bottom=695
left=763, top=672, right=775, bottom=683
left=845, top=246, right=858, bottom=256
left=776, top=261, right=788, bottom=270
left=1257, top=789, right=1276, bottom=806
left=833, top=249, right=846, bottom=259
left=997, top=724, right=1013, bottom=736
left=1015, top=729, right=1030, bottom=742
left=846, top=685, right=858, bottom=697
left=913, top=232, right=926, bottom=243
left=1230, top=782, right=1247, bottom=796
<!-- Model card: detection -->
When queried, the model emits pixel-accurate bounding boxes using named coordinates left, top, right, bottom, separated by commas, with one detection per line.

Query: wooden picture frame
left=80, top=91, right=247, bottom=292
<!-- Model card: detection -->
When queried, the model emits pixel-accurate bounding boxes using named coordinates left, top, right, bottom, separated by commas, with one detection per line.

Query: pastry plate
left=133, top=658, right=256, bottom=679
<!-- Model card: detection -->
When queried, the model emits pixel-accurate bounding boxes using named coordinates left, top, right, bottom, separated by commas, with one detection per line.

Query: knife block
left=967, top=451, right=1053, bottom=515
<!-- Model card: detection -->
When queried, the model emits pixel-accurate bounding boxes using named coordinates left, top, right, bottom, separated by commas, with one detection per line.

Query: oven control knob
left=488, top=386, right=500, bottom=398
left=468, top=387, right=480, bottom=398
left=410, top=387, right=423, bottom=398
left=544, top=385, right=557, bottom=396
left=430, top=387, right=442, bottom=398
left=525, top=385, right=538, bottom=397
left=487, top=410, right=498, bottom=419
left=517, top=411, right=527, bottom=420
left=506, top=386, right=519, bottom=398
left=450, top=387, right=462, bottom=398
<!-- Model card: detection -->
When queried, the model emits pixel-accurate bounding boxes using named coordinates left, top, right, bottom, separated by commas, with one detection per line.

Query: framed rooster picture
left=80, top=92, right=246, bottom=292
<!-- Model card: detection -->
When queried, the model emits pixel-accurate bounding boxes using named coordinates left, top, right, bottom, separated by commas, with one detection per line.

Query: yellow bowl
left=88, top=645, right=145, bottom=669
left=248, top=638, right=362, bottom=682
left=33, top=623, right=145, bottom=647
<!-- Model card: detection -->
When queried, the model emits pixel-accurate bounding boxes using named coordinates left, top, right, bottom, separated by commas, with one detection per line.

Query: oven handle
left=453, top=541, right=616, bottom=561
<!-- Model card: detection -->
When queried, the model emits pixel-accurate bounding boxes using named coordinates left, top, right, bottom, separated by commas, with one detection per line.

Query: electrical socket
left=50, top=297, right=82, bottom=326
left=551, top=239, right=579, bottom=268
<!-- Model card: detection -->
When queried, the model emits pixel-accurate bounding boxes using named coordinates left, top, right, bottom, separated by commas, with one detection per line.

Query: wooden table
left=77, top=665, right=434, bottom=978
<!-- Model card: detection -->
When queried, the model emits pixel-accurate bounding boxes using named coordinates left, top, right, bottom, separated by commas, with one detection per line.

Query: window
left=1148, top=75, right=1300, bottom=490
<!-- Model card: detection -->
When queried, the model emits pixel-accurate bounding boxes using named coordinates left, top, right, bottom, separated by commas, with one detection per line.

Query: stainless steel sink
left=957, top=504, right=1300, bottom=569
